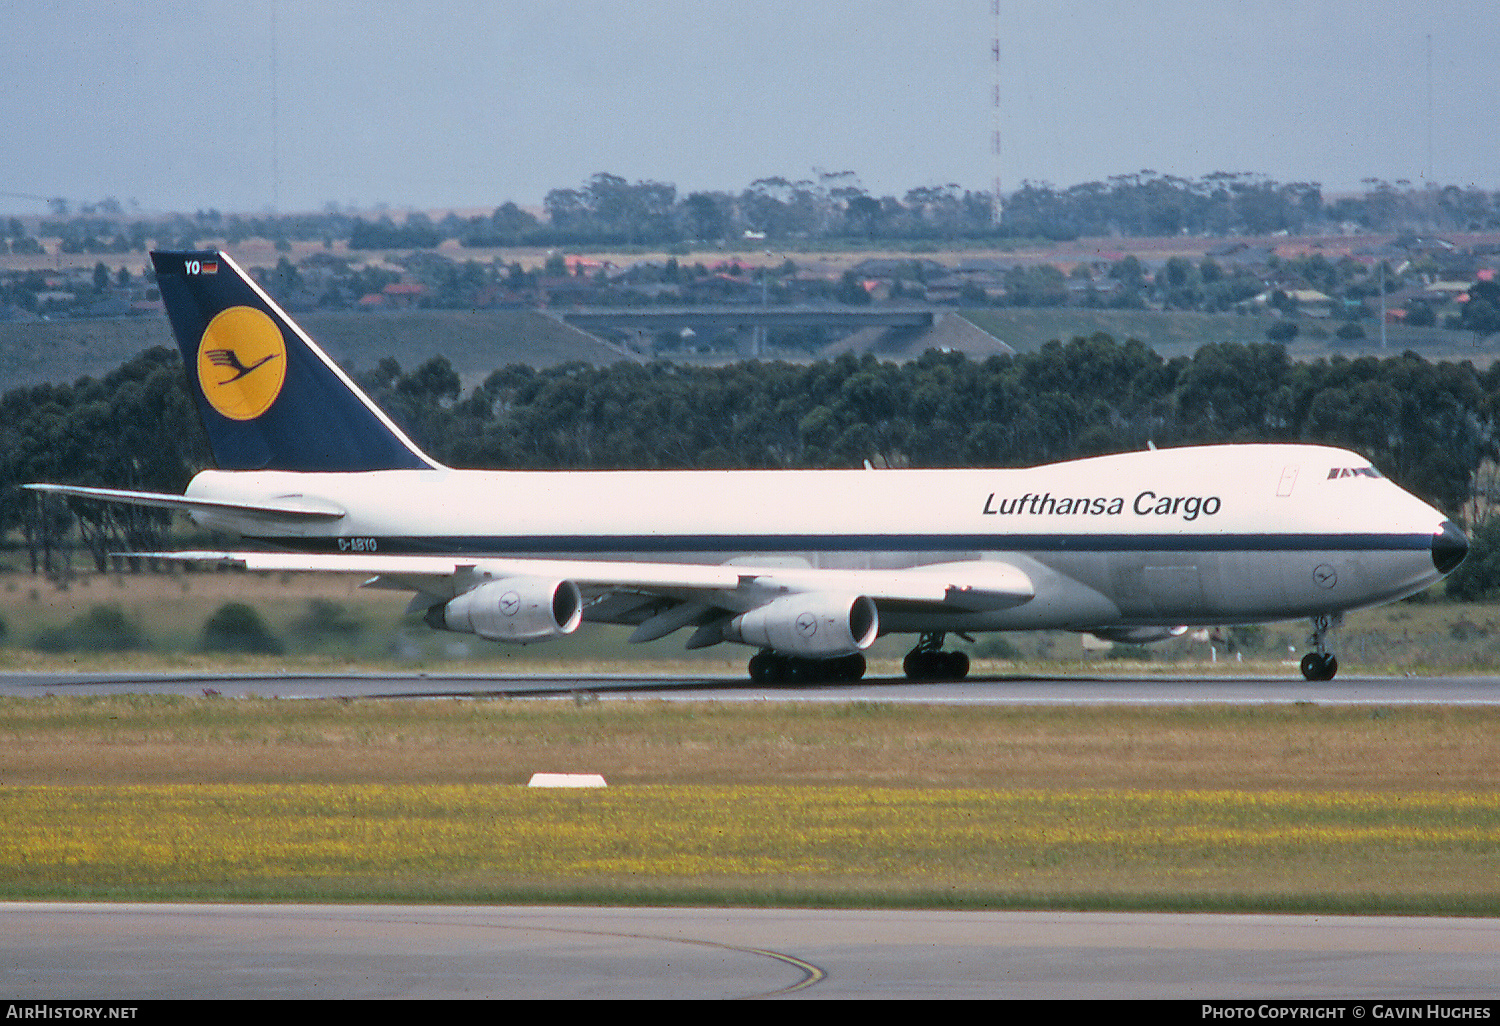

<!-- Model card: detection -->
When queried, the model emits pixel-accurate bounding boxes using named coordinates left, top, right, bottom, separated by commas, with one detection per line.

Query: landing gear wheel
left=748, top=651, right=867, bottom=685
left=832, top=652, right=867, bottom=682
left=947, top=650, right=969, bottom=679
left=903, top=634, right=970, bottom=681
left=1300, top=652, right=1338, bottom=681
left=1300, top=614, right=1342, bottom=681
left=902, top=650, right=925, bottom=679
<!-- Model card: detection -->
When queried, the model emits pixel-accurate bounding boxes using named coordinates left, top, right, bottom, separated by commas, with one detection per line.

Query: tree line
left=0, top=347, right=208, bottom=571
left=15, top=172, right=1500, bottom=257
left=1001, top=173, right=1500, bottom=237
left=423, top=172, right=1500, bottom=248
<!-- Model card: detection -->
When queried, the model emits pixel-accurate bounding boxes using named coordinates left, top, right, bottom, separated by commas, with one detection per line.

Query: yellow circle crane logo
left=196, top=306, right=287, bottom=420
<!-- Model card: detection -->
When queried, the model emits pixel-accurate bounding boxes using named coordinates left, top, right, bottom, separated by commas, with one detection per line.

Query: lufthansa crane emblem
left=196, top=306, right=287, bottom=421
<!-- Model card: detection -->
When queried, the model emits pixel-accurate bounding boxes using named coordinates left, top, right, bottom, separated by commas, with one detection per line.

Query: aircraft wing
left=140, top=550, right=1035, bottom=619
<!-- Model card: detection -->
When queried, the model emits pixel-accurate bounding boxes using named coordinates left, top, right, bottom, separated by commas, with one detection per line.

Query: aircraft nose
left=1432, top=520, right=1469, bottom=574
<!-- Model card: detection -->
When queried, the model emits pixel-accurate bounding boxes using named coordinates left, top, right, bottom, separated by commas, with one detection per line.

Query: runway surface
left=6, top=903, right=1500, bottom=1000
left=3, top=668, right=1500, bottom=703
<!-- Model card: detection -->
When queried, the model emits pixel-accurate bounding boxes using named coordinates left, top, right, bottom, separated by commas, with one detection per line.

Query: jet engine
left=723, top=593, right=878, bottom=656
left=427, top=577, right=583, bottom=642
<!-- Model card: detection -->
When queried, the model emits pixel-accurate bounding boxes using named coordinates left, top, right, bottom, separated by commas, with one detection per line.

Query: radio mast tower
left=270, top=0, right=280, bottom=212
left=990, top=1, right=1003, bottom=225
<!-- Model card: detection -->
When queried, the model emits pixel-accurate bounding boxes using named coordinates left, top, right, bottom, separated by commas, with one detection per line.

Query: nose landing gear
left=1300, top=614, right=1341, bottom=681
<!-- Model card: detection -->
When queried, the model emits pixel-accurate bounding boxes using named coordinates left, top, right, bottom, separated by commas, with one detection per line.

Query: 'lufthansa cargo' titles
left=983, top=490, right=1223, bottom=521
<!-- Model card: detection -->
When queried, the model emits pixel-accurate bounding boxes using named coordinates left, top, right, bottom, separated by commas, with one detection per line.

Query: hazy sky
left=3, top=1, right=1496, bottom=215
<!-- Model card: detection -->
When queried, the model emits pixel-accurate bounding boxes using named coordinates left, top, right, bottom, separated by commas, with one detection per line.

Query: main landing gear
left=903, top=632, right=970, bottom=681
left=1300, top=614, right=1340, bottom=681
left=748, top=650, right=866, bottom=684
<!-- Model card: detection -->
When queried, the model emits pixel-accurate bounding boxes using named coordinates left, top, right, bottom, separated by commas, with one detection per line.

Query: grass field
left=0, top=693, right=1496, bottom=912
left=3, top=782, right=1495, bottom=912
left=960, top=307, right=1495, bottom=364
left=4, top=302, right=1494, bottom=395
left=0, top=309, right=621, bottom=393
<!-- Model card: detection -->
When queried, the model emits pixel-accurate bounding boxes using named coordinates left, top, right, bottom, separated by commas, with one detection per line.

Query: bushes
left=15, top=599, right=348, bottom=657
left=17, top=601, right=282, bottom=656
left=291, top=599, right=364, bottom=644
left=201, top=603, right=284, bottom=655
left=972, top=635, right=1022, bottom=659
left=33, top=604, right=146, bottom=652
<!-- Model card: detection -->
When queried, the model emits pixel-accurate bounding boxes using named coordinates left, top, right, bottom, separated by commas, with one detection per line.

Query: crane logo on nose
left=197, top=306, right=287, bottom=420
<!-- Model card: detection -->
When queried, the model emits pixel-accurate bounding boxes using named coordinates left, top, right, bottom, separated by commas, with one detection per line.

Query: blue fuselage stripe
left=257, top=533, right=1435, bottom=555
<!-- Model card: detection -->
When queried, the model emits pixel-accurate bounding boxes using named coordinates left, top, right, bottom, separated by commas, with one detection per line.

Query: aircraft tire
left=748, top=652, right=867, bottom=684
left=835, top=652, right=867, bottom=682
left=947, top=650, right=970, bottom=680
left=904, top=649, right=970, bottom=681
left=1299, top=652, right=1338, bottom=681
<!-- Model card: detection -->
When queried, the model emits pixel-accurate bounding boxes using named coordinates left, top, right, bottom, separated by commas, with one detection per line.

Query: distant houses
left=3, top=218, right=1499, bottom=342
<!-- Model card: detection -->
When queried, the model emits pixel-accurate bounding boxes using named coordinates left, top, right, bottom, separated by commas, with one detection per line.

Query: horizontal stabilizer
left=23, top=483, right=346, bottom=521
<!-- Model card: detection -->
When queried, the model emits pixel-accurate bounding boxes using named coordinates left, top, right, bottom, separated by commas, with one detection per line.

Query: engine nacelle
left=428, top=577, right=583, bottom=643
left=723, top=593, right=878, bottom=656
left=1086, top=625, right=1189, bottom=645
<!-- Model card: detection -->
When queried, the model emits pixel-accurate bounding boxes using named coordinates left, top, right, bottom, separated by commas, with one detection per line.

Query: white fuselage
left=184, top=443, right=1453, bottom=633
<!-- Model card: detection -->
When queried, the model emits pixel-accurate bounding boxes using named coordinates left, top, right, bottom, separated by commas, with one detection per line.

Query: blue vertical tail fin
left=150, top=249, right=440, bottom=472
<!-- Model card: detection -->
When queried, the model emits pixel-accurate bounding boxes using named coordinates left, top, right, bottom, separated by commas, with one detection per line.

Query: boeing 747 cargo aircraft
left=29, top=251, right=1468, bottom=682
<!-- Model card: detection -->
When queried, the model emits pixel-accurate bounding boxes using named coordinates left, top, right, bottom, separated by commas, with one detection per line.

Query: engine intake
left=723, top=593, right=878, bottom=656
left=428, top=577, right=583, bottom=642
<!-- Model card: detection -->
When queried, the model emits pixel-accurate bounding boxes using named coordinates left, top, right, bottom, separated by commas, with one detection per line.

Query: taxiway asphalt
left=5, top=903, right=1500, bottom=1000
left=3, top=668, right=1500, bottom=703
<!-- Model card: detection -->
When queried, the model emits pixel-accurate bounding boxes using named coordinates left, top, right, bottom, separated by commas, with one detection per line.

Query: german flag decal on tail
left=151, top=250, right=438, bottom=473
